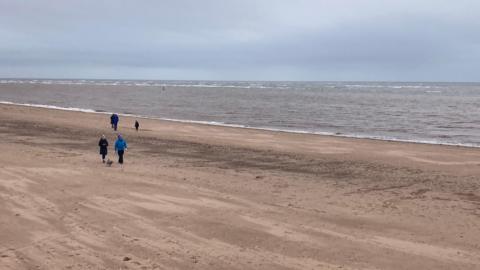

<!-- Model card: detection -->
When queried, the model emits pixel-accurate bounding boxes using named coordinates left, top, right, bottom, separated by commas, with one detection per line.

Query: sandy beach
left=0, top=103, right=479, bottom=270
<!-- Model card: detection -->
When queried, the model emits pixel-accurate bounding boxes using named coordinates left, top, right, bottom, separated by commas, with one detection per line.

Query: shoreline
left=2, top=101, right=480, bottom=177
left=1, top=100, right=478, bottom=149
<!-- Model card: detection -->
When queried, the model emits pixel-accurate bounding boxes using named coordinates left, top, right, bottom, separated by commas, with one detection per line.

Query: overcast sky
left=1, top=0, right=479, bottom=81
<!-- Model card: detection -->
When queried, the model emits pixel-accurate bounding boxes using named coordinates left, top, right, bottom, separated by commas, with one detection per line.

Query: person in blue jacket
left=111, top=114, right=119, bottom=131
left=114, top=134, right=127, bottom=164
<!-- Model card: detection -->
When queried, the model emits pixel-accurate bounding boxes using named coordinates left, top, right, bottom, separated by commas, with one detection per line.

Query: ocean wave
left=0, top=79, right=288, bottom=89
left=344, top=84, right=440, bottom=89
left=1, top=79, right=450, bottom=91
left=0, top=100, right=478, bottom=148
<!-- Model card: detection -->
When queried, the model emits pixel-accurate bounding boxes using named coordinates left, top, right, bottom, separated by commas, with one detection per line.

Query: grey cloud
left=1, top=0, right=480, bottom=81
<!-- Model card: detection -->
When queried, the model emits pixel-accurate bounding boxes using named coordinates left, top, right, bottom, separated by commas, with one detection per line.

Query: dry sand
left=0, top=103, right=479, bottom=270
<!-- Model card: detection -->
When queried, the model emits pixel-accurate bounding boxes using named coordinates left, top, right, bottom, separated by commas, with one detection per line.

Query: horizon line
left=1, top=77, right=479, bottom=84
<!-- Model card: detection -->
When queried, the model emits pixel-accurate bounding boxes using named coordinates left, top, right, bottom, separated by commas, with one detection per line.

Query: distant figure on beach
left=114, top=134, right=127, bottom=164
left=111, top=113, right=119, bottom=131
left=98, top=134, right=109, bottom=163
left=135, top=120, right=139, bottom=131
left=110, top=114, right=114, bottom=128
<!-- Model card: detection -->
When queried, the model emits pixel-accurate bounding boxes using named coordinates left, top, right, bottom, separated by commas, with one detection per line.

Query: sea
left=1, top=79, right=480, bottom=147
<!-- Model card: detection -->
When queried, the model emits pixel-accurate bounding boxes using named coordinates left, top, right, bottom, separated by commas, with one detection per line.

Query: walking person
left=134, top=120, right=139, bottom=131
left=114, top=134, right=127, bottom=164
left=112, top=113, right=119, bottom=131
left=110, top=114, right=115, bottom=129
left=98, top=134, right=109, bottom=163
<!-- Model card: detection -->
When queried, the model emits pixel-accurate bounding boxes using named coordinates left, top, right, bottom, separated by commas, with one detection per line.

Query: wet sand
left=0, top=103, right=479, bottom=270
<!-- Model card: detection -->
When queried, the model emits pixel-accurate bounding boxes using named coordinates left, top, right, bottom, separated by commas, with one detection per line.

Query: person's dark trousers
left=118, top=150, right=124, bottom=164
left=114, top=124, right=118, bottom=131
left=102, top=154, right=106, bottom=161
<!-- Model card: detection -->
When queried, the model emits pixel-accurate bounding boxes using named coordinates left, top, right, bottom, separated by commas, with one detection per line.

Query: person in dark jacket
left=114, top=134, right=127, bottom=164
left=134, top=120, right=139, bottom=131
left=111, top=114, right=119, bottom=131
left=98, top=134, right=109, bottom=163
left=110, top=114, right=115, bottom=128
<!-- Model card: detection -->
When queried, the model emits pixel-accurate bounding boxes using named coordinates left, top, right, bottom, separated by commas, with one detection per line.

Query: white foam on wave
left=344, top=84, right=440, bottom=89
left=0, top=100, right=478, bottom=148
left=0, top=79, right=287, bottom=89
left=0, top=101, right=97, bottom=113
